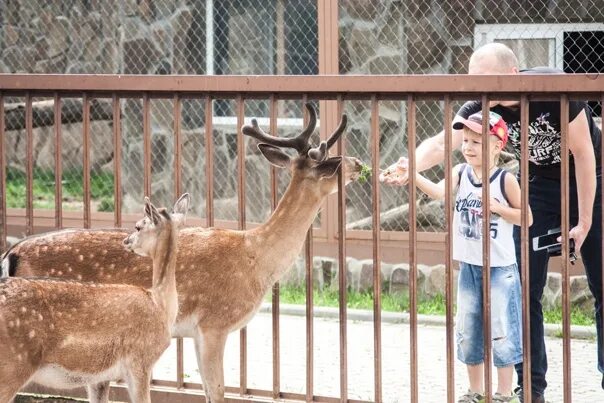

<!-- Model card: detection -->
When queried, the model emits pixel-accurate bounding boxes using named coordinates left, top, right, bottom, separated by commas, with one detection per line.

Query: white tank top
left=452, top=164, right=517, bottom=267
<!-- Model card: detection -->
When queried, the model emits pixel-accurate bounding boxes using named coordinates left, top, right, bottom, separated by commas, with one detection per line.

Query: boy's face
left=461, top=130, right=502, bottom=167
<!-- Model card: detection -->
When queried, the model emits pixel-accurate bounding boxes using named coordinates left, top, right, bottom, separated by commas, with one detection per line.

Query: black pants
left=514, top=174, right=603, bottom=395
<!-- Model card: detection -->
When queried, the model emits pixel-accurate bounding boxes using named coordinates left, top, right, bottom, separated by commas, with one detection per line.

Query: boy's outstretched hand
left=379, top=157, right=409, bottom=186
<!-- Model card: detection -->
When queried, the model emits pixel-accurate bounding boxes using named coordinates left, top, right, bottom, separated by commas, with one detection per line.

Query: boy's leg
left=491, top=264, right=523, bottom=396
left=457, top=263, right=485, bottom=393
left=496, top=365, right=515, bottom=396
left=514, top=176, right=559, bottom=397
left=467, top=363, right=485, bottom=393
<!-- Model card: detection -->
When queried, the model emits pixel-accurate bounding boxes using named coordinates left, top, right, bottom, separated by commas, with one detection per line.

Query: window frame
left=474, top=23, right=604, bottom=69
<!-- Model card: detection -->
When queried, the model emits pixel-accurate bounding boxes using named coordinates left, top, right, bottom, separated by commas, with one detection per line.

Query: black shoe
left=514, top=387, right=545, bottom=403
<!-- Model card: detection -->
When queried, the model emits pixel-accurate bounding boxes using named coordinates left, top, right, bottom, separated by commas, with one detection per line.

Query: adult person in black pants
left=380, top=42, right=602, bottom=403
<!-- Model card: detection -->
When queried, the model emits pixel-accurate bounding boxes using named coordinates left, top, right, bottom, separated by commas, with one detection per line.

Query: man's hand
left=379, top=157, right=409, bottom=186
left=567, top=222, right=590, bottom=252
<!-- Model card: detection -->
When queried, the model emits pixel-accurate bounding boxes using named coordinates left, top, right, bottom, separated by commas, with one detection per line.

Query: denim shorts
left=456, top=262, right=523, bottom=368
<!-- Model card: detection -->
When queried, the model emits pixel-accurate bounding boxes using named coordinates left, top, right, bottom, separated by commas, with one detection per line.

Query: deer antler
left=307, top=113, right=348, bottom=161
left=242, top=103, right=317, bottom=155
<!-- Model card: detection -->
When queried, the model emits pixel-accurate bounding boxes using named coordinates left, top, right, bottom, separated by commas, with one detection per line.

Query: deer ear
left=172, top=193, right=190, bottom=226
left=258, top=144, right=291, bottom=169
left=145, top=199, right=162, bottom=225
left=316, top=156, right=342, bottom=179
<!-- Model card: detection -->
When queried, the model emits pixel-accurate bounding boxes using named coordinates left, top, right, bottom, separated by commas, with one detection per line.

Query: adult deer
left=1, top=104, right=363, bottom=402
left=0, top=194, right=189, bottom=403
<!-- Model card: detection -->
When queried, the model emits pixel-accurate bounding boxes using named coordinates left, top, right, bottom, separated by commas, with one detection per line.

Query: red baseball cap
left=453, top=111, right=509, bottom=147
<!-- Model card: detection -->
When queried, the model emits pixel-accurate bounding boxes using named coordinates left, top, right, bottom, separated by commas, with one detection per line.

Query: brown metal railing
left=1, top=73, right=603, bottom=402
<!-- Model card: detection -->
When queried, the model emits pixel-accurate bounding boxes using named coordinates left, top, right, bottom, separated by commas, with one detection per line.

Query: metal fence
left=2, top=1, right=602, bottom=233
left=2, top=73, right=603, bottom=402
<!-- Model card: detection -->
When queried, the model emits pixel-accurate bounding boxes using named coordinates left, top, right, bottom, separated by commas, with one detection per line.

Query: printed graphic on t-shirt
left=455, top=192, right=500, bottom=240
left=507, top=112, right=561, bottom=166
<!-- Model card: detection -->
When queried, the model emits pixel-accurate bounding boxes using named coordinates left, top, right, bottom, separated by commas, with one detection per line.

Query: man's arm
left=567, top=109, right=596, bottom=250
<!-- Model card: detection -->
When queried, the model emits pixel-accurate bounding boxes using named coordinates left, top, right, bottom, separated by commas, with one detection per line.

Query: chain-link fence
left=1, top=0, right=603, bottom=232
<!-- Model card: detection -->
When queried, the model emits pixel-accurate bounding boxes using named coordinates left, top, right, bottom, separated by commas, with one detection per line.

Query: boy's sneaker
left=493, top=392, right=520, bottom=402
left=514, top=387, right=545, bottom=403
left=458, top=390, right=485, bottom=403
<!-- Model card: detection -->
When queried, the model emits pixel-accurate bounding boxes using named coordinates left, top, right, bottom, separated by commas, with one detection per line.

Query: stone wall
left=282, top=254, right=596, bottom=311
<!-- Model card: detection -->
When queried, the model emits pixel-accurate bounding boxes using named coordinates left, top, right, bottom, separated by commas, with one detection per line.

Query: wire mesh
left=1, top=1, right=602, bottom=230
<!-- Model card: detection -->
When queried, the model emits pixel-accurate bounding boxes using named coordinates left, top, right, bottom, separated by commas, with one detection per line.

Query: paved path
left=153, top=311, right=602, bottom=402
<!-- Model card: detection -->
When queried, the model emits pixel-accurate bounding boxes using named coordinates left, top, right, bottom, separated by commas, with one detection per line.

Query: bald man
left=382, top=43, right=602, bottom=402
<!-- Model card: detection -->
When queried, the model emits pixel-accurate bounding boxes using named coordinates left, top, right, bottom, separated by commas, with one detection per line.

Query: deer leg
left=125, top=367, right=152, bottom=403
left=196, top=327, right=228, bottom=403
left=0, top=361, right=33, bottom=403
left=87, top=380, right=111, bottom=403
left=0, top=375, right=28, bottom=403
left=192, top=329, right=212, bottom=400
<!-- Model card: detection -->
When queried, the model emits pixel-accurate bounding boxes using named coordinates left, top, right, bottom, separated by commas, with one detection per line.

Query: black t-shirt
left=456, top=67, right=602, bottom=179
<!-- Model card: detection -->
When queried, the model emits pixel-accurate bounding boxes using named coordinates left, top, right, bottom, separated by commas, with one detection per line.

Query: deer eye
left=135, top=224, right=142, bottom=231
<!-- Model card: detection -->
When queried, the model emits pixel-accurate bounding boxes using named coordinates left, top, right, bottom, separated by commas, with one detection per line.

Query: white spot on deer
left=38, top=313, right=44, bottom=321
left=94, top=262, right=100, bottom=268
left=15, top=318, right=20, bottom=327
left=58, top=271, right=63, bottom=276
left=91, top=320, right=97, bottom=326
left=8, top=320, right=14, bottom=328
left=0, top=295, right=6, bottom=303
left=17, top=354, right=22, bottom=361
left=78, top=255, right=84, bottom=262
left=109, top=264, right=115, bottom=270
left=21, top=306, right=27, bottom=313
left=89, top=253, right=94, bottom=259
left=50, top=323, right=55, bottom=330
left=42, top=246, right=48, bottom=252
left=29, top=330, right=35, bottom=339
left=68, top=267, right=72, bottom=273
left=50, top=269, right=56, bottom=275
left=77, top=275, right=83, bottom=280
left=102, top=249, right=108, bottom=255
left=75, top=248, right=80, bottom=253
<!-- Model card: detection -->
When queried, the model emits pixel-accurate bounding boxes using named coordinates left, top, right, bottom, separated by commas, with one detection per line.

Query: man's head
left=468, top=43, right=519, bottom=75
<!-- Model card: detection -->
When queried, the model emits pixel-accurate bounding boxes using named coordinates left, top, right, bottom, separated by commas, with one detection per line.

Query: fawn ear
left=258, top=143, right=291, bottom=169
left=144, top=197, right=162, bottom=225
left=172, top=193, right=190, bottom=226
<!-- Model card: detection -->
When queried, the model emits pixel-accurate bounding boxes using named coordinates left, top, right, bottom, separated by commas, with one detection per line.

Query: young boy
left=382, top=111, right=532, bottom=402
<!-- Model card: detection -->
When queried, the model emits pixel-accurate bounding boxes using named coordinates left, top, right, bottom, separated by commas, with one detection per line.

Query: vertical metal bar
left=407, top=95, right=418, bottom=403
left=173, top=93, right=184, bottom=390
left=336, top=95, right=348, bottom=403
left=236, top=96, right=247, bottom=396
left=113, top=95, right=122, bottom=228
left=0, top=93, right=5, bottom=251
left=54, top=94, right=62, bottom=229
left=601, top=94, right=604, bottom=403
left=443, top=95, right=455, bottom=403
left=269, top=95, right=281, bottom=400
left=143, top=93, right=151, bottom=197
left=174, top=94, right=182, bottom=197
left=303, top=94, right=314, bottom=403
left=370, top=95, right=382, bottom=403
left=25, top=93, right=33, bottom=236
left=520, top=95, right=532, bottom=401
left=560, top=94, right=571, bottom=402
left=480, top=96, right=492, bottom=401
left=205, top=96, right=214, bottom=227
left=82, top=94, right=91, bottom=229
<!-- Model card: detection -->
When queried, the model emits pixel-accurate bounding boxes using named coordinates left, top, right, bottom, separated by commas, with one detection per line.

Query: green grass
left=6, top=168, right=115, bottom=211
left=275, top=285, right=596, bottom=327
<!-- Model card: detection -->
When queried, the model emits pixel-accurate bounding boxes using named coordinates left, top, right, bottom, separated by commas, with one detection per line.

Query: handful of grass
left=357, top=164, right=372, bottom=184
